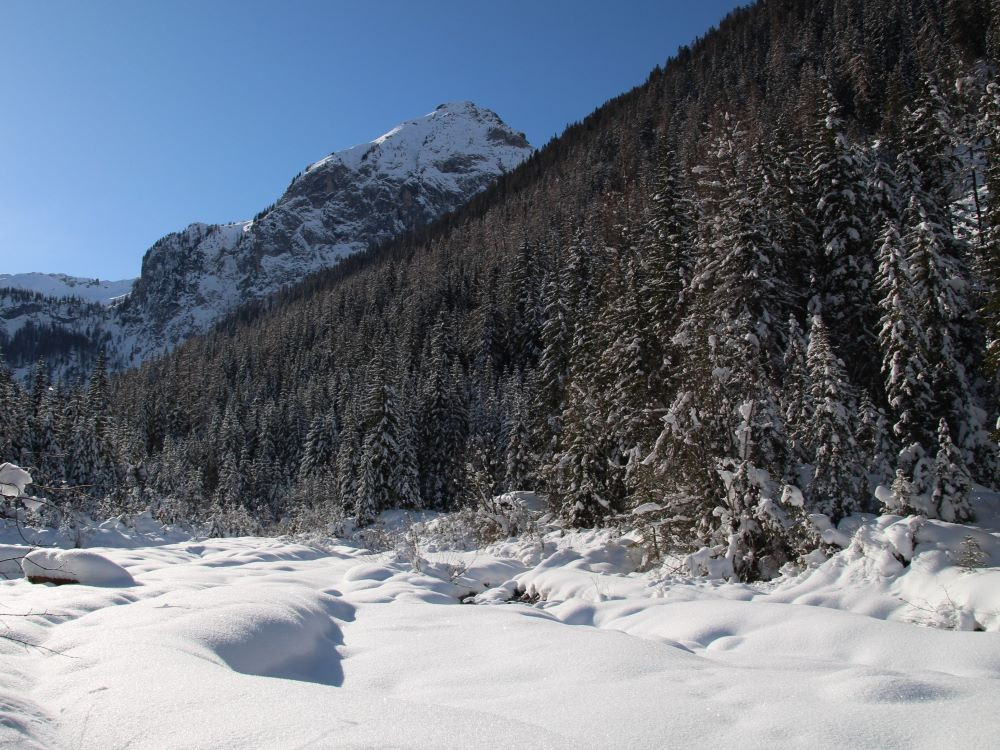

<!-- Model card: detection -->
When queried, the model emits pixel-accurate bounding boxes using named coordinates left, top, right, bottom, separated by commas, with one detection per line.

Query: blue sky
left=0, top=0, right=745, bottom=279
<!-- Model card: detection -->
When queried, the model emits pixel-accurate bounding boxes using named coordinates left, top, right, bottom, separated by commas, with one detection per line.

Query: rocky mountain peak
left=0, top=103, right=532, bottom=379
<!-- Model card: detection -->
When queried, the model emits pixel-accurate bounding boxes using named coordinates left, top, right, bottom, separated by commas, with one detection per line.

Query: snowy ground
left=1, top=514, right=999, bottom=748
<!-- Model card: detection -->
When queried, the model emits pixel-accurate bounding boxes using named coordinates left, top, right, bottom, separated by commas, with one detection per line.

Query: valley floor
left=1, top=522, right=1000, bottom=749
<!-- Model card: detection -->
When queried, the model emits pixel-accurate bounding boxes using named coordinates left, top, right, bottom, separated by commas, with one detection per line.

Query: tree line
left=2, top=0, right=999, bottom=580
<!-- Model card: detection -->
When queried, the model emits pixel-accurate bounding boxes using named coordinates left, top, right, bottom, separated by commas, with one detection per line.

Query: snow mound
left=153, top=583, right=350, bottom=684
left=342, top=562, right=398, bottom=582
left=0, top=463, right=31, bottom=497
left=770, top=514, right=1000, bottom=631
left=22, top=549, right=135, bottom=586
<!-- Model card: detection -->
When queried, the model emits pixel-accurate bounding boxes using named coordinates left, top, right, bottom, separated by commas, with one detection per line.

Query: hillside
left=2, top=0, right=999, bottom=581
left=2, top=1, right=1000, bottom=746
left=0, top=102, right=531, bottom=380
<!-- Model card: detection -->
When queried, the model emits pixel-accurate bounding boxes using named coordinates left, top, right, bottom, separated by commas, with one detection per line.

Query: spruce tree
left=806, top=84, right=875, bottom=373
left=875, top=217, right=934, bottom=452
left=357, top=379, right=418, bottom=523
left=903, top=194, right=983, bottom=470
left=806, top=316, right=862, bottom=522
left=502, top=378, right=533, bottom=491
left=931, top=417, right=974, bottom=522
left=782, top=316, right=812, bottom=484
left=551, top=378, right=613, bottom=526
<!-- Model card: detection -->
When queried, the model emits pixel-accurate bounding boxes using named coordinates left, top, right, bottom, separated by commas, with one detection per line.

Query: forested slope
left=4, top=0, right=1000, bottom=581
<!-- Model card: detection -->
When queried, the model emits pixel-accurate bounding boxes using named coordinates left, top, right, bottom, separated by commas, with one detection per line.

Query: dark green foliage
left=14, top=0, right=998, bottom=582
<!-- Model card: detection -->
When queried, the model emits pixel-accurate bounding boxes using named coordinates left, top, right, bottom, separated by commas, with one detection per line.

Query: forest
left=2, top=0, right=999, bottom=582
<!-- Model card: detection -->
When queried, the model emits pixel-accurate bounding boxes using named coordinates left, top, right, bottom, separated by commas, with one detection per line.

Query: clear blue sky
left=0, top=0, right=745, bottom=279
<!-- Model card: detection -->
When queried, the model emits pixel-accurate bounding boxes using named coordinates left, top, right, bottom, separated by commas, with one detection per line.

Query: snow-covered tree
left=875, top=217, right=934, bottom=453
left=806, top=84, right=874, bottom=367
left=357, top=379, right=418, bottom=524
left=299, top=409, right=339, bottom=479
left=719, top=459, right=789, bottom=583
left=550, top=378, right=614, bottom=526
left=930, top=418, right=974, bottom=522
left=805, top=316, right=862, bottom=522
left=781, top=316, right=812, bottom=483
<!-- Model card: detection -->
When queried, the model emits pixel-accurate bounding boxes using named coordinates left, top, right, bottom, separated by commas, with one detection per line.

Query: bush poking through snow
left=416, top=492, right=542, bottom=552
left=396, top=525, right=425, bottom=572
left=957, top=535, right=987, bottom=572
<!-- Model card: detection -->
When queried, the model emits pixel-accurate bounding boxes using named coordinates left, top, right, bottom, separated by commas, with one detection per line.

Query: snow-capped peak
left=0, top=102, right=532, bottom=380
left=305, top=100, right=530, bottom=179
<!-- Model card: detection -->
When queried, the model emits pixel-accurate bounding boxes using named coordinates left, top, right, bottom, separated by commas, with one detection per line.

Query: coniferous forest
left=4, top=0, right=1000, bottom=582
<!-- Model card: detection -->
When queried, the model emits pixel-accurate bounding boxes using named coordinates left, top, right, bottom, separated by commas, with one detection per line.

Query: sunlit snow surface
left=0, top=274, right=134, bottom=305
left=2, top=519, right=999, bottom=750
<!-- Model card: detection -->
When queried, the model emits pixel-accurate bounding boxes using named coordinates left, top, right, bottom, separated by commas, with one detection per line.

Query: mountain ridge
left=0, top=101, right=531, bottom=378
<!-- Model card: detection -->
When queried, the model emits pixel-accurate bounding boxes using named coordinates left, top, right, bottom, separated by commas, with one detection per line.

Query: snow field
left=0, top=526, right=998, bottom=749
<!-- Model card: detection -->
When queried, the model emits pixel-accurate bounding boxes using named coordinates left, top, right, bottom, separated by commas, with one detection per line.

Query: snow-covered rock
left=22, top=548, right=135, bottom=586
left=0, top=463, right=32, bottom=497
left=1, top=102, right=532, bottom=380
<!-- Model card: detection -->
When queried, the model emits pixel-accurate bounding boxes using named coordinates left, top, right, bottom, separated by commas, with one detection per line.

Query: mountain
left=0, top=275, right=132, bottom=373
left=76, top=0, right=995, bottom=558
left=0, top=101, right=531, bottom=377
left=3, top=0, right=997, bottom=586
left=0, top=274, right=134, bottom=305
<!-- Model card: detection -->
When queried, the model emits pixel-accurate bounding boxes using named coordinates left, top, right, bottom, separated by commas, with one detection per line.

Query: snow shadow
left=178, top=585, right=355, bottom=689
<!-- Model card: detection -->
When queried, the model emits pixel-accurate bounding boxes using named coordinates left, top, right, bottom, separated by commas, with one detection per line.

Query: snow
left=21, top=549, right=134, bottom=586
left=0, top=463, right=31, bottom=497
left=0, top=273, right=134, bottom=306
left=0, top=512, right=998, bottom=748
left=1, top=103, right=531, bottom=381
left=306, top=101, right=529, bottom=181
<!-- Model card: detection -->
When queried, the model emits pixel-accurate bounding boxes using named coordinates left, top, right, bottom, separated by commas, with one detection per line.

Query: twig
left=0, top=610, right=78, bottom=657
left=0, top=633, right=78, bottom=657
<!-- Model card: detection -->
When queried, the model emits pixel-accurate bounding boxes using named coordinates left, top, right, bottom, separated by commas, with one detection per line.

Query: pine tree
left=721, top=459, right=788, bottom=583
left=598, top=247, right=658, bottom=485
left=903, top=194, right=982, bottom=469
left=693, top=118, right=792, bottom=362
left=508, top=240, right=543, bottom=366
left=357, top=379, right=418, bottom=523
left=980, top=79, right=1000, bottom=369
left=643, top=143, right=694, bottom=348
left=898, top=77, right=960, bottom=230
left=502, top=378, right=532, bottom=491
left=86, top=350, right=111, bottom=442
left=867, top=146, right=902, bottom=231
left=855, top=391, right=895, bottom=490
left=875, top=217, right=934, bottom=452
left=806, top=84, right=875, bottom=372
left=931, top=418, right=974, bottom=522
left=532, top=262, right=574, bottom=472
left=882, top=466, right=917, bottom=515
left=805, top=316, right=862, bottom=522
left=551, top=378, right=612, bottom=526
left=336, top=439, right=358, bottom=512
left=417, top=366, right=466, bottom=510
left=782, top=316, right=812, bottom=484
left=0, top=351, right=23, bottom=462
left=299, top=408, right=338, bottom=479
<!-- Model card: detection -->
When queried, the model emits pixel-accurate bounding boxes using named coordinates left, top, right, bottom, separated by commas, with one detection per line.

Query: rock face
left=1, top=102, right=531, bottom=378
